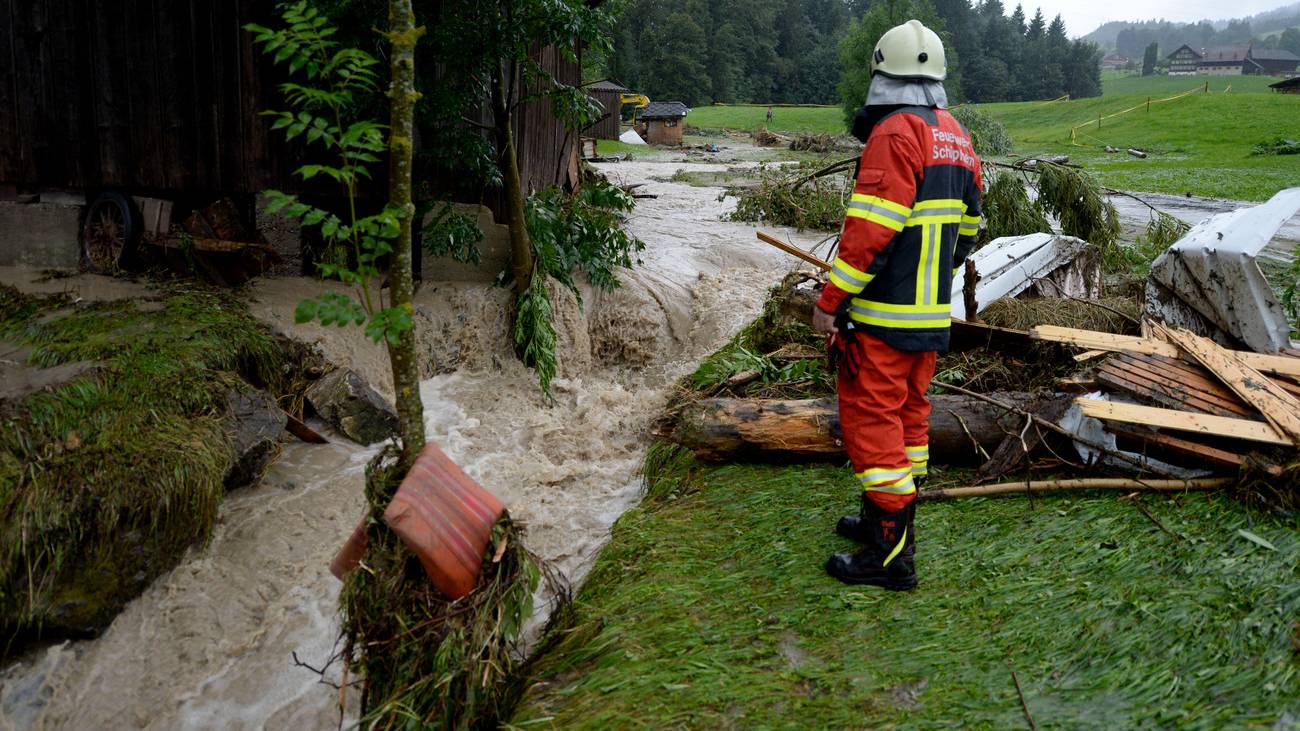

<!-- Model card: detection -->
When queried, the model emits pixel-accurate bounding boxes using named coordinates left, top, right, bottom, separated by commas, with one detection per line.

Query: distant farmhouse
left=1100, top=53, right=1130, bottom=70
left=1166, top=43, right=1300, bottom=77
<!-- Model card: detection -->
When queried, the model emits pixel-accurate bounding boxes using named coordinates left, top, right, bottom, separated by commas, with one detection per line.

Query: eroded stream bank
left=0, top=157, right=819, bottom=730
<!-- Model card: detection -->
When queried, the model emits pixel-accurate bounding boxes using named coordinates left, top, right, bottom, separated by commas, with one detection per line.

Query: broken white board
left=950, top=233, right=1101, bottom=319
left=1145, top=187, right=1300, bottom=354
left=619, top=129, right=647, bottom=146
left=1059, top=393, right=1209, bottom=479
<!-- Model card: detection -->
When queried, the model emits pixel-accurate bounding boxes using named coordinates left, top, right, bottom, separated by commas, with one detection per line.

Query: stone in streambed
left=222, top=389, right=288, bottom=489
left=304, top=368, right=398, bottom=445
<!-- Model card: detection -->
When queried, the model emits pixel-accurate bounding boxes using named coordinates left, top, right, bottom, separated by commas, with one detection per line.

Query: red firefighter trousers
left=837, top=331, right=936, bottom=512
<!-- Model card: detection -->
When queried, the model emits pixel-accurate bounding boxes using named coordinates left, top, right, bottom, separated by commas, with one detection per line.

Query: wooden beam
left=1031, top=325, right=1300, bottom=378
left=1076, top=399, right=1289, bottom=446
left=755, top=231, right=831, bottom=271
left=922, top=477, right=1232, bottom=499
left=1156, top=324, right=1300, bottom=446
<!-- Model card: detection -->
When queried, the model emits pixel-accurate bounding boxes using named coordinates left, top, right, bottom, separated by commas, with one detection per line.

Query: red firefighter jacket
left=816, top=106, right=983, bottom=352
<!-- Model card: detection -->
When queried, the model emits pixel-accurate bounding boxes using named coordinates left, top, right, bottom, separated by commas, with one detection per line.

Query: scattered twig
left=1011, top=670, right=1040, bottom=731
left=949, top=409, right=991, bottom=461
left=1029, top=276, right=1141, bottom=327
left=1124, top=495, right=1186, bottom=542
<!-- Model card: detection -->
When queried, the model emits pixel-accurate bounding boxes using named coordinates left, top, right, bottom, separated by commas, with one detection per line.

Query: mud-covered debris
left=305, top=367, right=399, bottom=445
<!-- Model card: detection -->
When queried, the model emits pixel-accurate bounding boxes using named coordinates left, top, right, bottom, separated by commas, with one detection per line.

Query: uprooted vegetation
left=0, top=285, right=306, bottom=651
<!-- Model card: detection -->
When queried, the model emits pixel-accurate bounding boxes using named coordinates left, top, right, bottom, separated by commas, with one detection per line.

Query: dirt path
left=0, top=159, right=820, bottom=730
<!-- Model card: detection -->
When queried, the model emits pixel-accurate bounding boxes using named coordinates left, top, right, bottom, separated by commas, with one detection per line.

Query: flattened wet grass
left=510, top=450, right=1299, bottom=729
left=0, top=284, right=288, bottom=650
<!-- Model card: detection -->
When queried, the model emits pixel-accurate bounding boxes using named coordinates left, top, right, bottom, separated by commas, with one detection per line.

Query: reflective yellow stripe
left=904, top=198, right=966, bottom=227
left=829, top=257, right=873, bottom=294
left=846, top=207, right=906, bottom=232
left=863, top=474, right=917, bottom=495
left=959, top=213, right=982, bottom=237
left=911, top=463, right=928, bottom=476
left=882, top=526, right=908, bottom=567
left=858, top=467, right=911, bottom=486
left=850, top=300, right=951, bottom=314
left=850, top=193, right=912, bottom=217
left=906, top=445, right=929, bottom=459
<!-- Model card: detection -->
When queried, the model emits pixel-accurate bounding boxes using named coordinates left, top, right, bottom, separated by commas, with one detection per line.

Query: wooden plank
left=1104, top=423, right=1246, bottom=470
left=1095, top=366, right=1253, bottom=419
left=1031, top=325, right=1300, bottom=378
left=1076, top=399, right=1289, bottom=446
left=756, top=231, right=831, bottom=271
left=1157, top=324, right=1300, bottom=446
left=1105, top=355, right=1255, bottom=417
left=9, top=0, right=42, bottom=184
left=1124, top=352, right=1243, bottom=402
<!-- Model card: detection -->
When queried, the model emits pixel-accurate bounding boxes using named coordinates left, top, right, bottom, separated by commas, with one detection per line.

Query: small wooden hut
left=639, top=102, right=689, bottom=146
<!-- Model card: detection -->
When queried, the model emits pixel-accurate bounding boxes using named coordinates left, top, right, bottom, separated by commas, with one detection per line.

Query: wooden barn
left=585, top=79, right=630, bottom=140
left=638, top=102, right=690, bottom=146
left=0, top=1, right=581, bottom=272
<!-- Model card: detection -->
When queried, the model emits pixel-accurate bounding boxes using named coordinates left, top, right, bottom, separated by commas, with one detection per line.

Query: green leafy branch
left=246, top=3, right=408, bottom=346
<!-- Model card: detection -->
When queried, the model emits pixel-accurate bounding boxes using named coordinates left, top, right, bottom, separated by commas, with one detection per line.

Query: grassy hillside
left=676, top=75, right=1299, bottom=200
left=982, top=81, right=1300, bottom=200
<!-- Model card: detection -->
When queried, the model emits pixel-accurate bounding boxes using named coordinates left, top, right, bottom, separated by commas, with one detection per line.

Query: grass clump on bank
left=0, top=285, right=287, bottom=650
left=510, top=449, right=1299, bottom=728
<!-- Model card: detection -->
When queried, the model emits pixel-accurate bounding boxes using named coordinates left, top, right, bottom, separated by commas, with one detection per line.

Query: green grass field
left=685, top=104, right=847, bottom=135
left=675, top=75, right=1300, bottom=200
left=512, top=453, right=1300, bottom=728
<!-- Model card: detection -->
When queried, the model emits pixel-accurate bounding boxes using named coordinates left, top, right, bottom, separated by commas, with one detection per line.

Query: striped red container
left=382, top=442, right=505, bottom=600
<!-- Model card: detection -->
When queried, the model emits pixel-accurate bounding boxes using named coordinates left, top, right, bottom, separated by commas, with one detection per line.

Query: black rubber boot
left=836, top=476, right=924, bottom=562
left=826, top=500, right=918, bottom=590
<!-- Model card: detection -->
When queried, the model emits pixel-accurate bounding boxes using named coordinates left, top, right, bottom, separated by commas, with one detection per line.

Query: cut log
left=670, top=393, right=1038, bottom=463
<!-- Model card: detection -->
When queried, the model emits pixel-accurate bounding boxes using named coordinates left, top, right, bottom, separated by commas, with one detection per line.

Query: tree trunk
left=385, top=0, right=426, bottom=470
left=493, top=64, right=534, bottom=293
left=670, top=393, right=1039, bottom=463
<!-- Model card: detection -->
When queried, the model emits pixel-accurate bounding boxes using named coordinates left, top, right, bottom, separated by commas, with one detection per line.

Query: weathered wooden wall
left=588, top=89, right=623, bottom=140
left=0, top=0, right=290, bottom=197
left=0, top=3, right=580, bottom=207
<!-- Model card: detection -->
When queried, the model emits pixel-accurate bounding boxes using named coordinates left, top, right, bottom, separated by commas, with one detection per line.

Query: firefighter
left=812, top=19, right=982, bottom=590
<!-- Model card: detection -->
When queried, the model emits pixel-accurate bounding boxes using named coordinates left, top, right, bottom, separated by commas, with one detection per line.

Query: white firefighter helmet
left=871, top=19, right=947, bottom=81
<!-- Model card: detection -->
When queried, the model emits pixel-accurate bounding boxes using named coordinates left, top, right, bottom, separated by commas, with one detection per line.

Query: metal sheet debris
left=951, top=233, right=1101, bottom=318
left=1145, top=187, right=1300, bottom=354
left=1060, top=393, right=1210, bottom=479
left=619, top=128, right=647, bottom=146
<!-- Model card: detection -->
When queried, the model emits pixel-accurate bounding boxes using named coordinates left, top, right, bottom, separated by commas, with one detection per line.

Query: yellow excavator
left=620, top=93, right=649, bottom=122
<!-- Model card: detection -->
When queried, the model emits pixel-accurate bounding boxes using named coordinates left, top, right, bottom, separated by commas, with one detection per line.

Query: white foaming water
left=0, top=151, right=820, bottom=730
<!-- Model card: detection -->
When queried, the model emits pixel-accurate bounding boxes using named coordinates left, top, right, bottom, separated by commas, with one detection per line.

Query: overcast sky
left=1029, top=0, right=1292, bottom=38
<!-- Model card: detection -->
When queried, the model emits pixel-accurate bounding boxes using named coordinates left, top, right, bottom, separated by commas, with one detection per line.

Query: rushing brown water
left=0, top=156, right=822, bottom=730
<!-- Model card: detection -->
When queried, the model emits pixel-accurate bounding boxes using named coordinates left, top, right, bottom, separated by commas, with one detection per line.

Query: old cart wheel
left=82, top=191, right=139, bottom=273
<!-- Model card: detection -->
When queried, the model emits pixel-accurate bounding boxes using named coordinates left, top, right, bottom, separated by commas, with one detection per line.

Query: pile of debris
left=668, top=186, right=1300, bottom=504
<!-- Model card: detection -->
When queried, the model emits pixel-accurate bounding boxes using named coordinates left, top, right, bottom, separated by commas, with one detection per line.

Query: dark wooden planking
left=1102, top=356, right=1255, bottom=418
left=153, top=0, right=189, bottom=190
left=1104, top=424, right=1246, bottom=471
left=1122, top=353, right=1250, bottom=408
left=124, top=0, right=163, bottom=191
left=8, top=0, right=42, bottom=184
left=1094, top=368, right=1251, bottom=420
left=0, top=0, right=19, bottom=183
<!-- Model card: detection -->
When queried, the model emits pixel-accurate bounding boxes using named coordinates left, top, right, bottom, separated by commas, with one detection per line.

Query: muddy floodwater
left=0, top=154, right=821, bottom=730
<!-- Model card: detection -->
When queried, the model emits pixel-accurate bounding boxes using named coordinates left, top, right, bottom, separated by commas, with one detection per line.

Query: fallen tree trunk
left=671, top=393, right=1038, bottom=463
